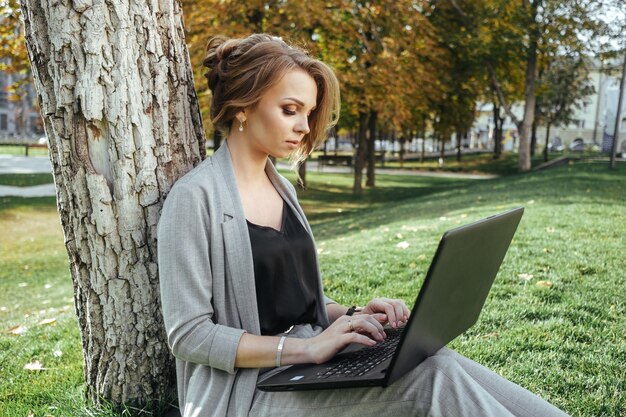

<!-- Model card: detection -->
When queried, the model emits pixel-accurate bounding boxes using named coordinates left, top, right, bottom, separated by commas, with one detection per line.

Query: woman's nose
left=295, top=116, right=310, bottom=135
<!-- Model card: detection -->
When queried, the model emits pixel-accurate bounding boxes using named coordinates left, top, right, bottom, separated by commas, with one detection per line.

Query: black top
left=247, top=201, right=319, bottom=335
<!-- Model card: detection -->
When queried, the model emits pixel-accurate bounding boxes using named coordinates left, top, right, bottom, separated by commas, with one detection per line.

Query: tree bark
left=20, top=0, right=204, bottom=410
left=353, top=111, right=368, bottom=194
left=543, top=122, right=551, bottom=162
left=530, top=119, right=537, bottom=157
left=518, top=0, right=541, bottom=171
left=297, top=160, right=307, bottom=189
left=366, top=109, right=377, bottom=187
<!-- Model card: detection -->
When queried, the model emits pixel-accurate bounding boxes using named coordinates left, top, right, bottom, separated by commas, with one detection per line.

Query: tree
left=535, top=56, right=594, bottom=162
left=20, top=0, right=204, bottom=411
left=0, top=0, right=39, bottom=135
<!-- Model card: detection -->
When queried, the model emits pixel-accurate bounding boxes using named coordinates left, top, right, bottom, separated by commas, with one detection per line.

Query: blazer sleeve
left=157, top=182, right=245, bottom=374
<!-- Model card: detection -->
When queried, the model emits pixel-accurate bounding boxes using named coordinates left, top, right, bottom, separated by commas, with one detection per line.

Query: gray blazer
left=157, top=142, right=333, bottom=417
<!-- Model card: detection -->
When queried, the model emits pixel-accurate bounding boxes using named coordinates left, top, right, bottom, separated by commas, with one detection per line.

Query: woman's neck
left=226, top=134, right=269, bottom=187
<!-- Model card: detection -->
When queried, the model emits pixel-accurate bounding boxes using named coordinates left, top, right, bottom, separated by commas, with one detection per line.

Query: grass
left=1, top=160, right=625, bottom=416
left=0, top=173, right=55, bottom=187
left=0, top=146, right=49, bottom=157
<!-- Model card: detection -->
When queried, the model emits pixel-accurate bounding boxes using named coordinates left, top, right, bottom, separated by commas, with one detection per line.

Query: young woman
left=157, top=34, right=569, bottom=417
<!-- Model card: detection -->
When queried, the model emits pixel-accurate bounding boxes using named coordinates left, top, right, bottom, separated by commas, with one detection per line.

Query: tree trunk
left=366, top=109, right=377, bottom=187
left=518, top=0, right=541, bottom=172
left=456, top=130, right=462, bottom=162
left=530, top=119, right=537, bottom=157
left=297, top=160, right=307, bottom=189
left=20, top=0, right=204, bottom=410
left=353, top=111, right=368, bottom=194
left=493, top=101, right=502, bottom=159
left=543, top=122, right=551, bottom=162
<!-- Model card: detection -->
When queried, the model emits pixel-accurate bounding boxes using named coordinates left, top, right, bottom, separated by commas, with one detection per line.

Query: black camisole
left=247, top=201, right=319, bottom=335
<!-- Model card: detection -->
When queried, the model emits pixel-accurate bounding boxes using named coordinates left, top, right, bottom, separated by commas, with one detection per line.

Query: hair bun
left=202, top=36, right=242, bottom=92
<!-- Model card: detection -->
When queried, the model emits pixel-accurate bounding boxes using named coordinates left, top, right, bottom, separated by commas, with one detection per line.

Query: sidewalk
left=0, top=155, right=56, bottom=197
left=0, top=155, right=496, bottom=198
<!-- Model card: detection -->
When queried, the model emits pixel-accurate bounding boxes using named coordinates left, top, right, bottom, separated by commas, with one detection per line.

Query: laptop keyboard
left=313, top=328, right=403, bottom=379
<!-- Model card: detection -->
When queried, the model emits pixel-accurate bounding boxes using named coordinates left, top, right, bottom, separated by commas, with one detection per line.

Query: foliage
left=535, top=56, right=595, bottom=133
left=0, top=0, right=32, bottom=100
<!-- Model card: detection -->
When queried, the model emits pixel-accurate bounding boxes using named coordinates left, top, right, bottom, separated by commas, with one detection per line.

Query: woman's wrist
left=282, top=337, right=313, bottom=365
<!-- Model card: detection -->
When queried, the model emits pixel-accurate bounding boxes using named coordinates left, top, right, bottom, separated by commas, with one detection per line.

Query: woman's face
left=241, top=69, right=317, bottom=159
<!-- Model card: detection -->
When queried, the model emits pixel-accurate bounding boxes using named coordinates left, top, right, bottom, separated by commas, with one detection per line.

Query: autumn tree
left=19, top=0, right=204, bottom=411
left=0, top=0, right=39, bottom=135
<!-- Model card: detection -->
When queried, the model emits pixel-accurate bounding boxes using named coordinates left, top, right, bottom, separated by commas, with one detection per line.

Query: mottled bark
left=20, top=0, right=205, bottom=410
left=518, top=0, right=541, bottom=172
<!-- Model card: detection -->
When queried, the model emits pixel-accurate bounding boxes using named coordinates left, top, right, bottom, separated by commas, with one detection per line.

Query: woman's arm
left=235, top=313, right=387, bottom=368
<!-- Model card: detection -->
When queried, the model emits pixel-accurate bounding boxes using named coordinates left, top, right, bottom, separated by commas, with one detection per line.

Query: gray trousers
left=250, top=348, right=569, bottom=417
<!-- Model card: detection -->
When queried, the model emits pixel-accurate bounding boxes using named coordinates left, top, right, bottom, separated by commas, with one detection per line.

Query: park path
left=0, top=155, right=497, bottom=198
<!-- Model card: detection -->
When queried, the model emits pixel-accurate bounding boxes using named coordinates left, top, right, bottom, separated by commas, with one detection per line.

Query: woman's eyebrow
left=283, top=97, right=316, bottom=110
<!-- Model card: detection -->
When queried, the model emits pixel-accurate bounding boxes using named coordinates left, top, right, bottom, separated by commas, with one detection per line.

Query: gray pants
left=250, top=348, right=569, bottom=417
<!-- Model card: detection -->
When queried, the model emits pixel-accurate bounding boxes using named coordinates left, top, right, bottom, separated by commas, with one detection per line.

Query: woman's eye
left=283, top=108, right=296, bottom=116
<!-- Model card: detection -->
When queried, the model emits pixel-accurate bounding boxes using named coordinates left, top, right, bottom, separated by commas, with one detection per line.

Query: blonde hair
left=202, top=34, right=340, bottom=165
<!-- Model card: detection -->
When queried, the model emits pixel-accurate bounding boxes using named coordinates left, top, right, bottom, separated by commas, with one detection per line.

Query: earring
left=239, top=119, right=244, bottom=132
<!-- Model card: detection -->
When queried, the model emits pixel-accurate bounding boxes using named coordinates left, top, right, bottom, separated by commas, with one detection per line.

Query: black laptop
left=257, top=207, right=524, bottom=392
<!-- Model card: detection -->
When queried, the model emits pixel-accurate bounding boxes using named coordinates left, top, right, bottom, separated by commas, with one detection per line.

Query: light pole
left=610, top=49, right=626, bottom=169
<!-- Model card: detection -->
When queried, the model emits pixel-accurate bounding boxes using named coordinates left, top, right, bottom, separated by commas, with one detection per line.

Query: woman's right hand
left=304, top=313, right=388, bottom=364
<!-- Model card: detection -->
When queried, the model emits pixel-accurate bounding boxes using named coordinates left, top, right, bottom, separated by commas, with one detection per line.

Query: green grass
left=1, top=161, right=625, bottom=416
left=0, top=173, right=55, bottom=187
left=0, top=145, right=49, bottom=157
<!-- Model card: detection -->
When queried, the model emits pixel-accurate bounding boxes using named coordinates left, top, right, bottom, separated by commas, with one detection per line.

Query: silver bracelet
left=276, top=335, right=287, bottom=367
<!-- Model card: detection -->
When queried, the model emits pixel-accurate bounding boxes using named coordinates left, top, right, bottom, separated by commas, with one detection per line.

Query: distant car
left=569, top=138, right=585, bottom=152
left=548, top=137, right=564, bottom=152
left=569, top=138, right=599, bottom=152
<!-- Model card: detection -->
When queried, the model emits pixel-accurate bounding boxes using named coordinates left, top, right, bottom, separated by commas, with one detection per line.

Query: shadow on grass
left=305, top=161, right=626, bottom=241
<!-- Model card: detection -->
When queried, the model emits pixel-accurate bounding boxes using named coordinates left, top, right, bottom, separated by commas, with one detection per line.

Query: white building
left=471, top=60, right=626, bottom=155
left=0, top=69, right=44, bottom=141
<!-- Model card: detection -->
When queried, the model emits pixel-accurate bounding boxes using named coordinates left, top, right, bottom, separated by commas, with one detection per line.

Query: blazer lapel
left=213, top=143, right=260, bottom=335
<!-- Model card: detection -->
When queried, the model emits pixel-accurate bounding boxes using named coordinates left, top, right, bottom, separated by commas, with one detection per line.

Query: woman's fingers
left=347, top=315, right=385, bottom=341
left=365, top=298, right=410, bottom=328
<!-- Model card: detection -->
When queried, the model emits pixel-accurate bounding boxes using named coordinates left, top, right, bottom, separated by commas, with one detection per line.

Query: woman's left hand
left=359, top=298, right=410, bottom=328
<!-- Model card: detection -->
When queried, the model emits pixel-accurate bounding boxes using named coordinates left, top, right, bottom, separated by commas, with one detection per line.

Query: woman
left=157, top=34, right=568, bottom=417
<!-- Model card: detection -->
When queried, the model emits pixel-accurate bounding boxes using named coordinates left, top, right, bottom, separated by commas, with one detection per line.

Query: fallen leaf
left=543, top=248, right=554, bottom=253
left=396, top=241, right=410, bottom=249
left=44, top=284, right=53, bottom=289
left=8, top=325, right=27, bottom=335
left=439, top=216, right=448, bottom=221
left=527, top=200, right=535, bottom=204
left=396, top=233, right=403, bottom=239
left=536, top=280, right=553, bottom=288
left=38, top=318, right=57, bottom=326
left=18, top=282, right=28, bottom=288
left=518, top=273, right=534, bottom=282
left=53, top=350, right=63, bottom=358
left=24, top=360, right=45, bottom=371
left=409, top=262, right=417, bottom=269
left=546, top=227, right=555, bottom=233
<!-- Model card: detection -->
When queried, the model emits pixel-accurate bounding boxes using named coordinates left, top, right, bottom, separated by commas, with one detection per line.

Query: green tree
left=535, top=56, right=595, bottom=161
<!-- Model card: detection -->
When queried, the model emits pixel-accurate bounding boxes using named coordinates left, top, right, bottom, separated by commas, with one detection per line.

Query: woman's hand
left=305, top=313, right=387, bottom=364
left=359, top=297, right=410, bottom=329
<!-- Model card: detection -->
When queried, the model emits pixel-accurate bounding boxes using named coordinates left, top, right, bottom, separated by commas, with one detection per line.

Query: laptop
left=257, top=207, right=524, bottom=392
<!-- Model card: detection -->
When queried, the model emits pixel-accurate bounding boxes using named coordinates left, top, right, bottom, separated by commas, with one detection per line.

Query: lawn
left=1, top=160, right=624, bottom=416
